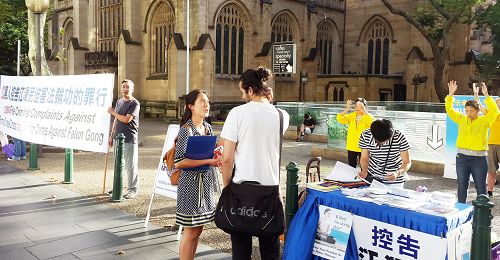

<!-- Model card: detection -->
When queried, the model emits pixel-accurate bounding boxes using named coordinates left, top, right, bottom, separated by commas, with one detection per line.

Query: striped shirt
left=359, top=129, right=411, bottom=184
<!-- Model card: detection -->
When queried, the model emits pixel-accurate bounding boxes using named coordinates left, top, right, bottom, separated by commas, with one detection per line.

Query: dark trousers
left=347, top=150, right=361, bottom=168
left=456, top=153, right=488, bottom=203
left=230, top=233, right=280, bottom=260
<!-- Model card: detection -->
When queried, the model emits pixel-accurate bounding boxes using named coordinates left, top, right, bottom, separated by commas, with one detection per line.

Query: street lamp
left=26, top=0, right=49, bottom=171
left=412, top=73, right=428, bottom=102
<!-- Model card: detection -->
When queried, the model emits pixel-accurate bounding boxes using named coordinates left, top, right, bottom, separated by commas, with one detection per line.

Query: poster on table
left=152, top=124, right=179, bottom=199
left=352, top=215, right=447, bottom=260
left=312, top=205, right=353, bottom=260
left=0, top=74, right=114, bottom=153
left=444, top=95, right=496, bottom=179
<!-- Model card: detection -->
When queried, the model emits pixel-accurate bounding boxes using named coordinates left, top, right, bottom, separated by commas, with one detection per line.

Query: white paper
left=325, top=162, right=360, bottom=182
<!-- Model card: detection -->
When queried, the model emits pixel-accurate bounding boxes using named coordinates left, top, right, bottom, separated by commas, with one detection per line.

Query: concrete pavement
left=0, top=163, right=230, bottom=260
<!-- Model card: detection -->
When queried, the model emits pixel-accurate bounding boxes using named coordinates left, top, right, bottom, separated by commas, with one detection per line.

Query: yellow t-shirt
left=488, top=115, right=500, bottom=145
left=336, top=112, right=375, bottom=152
left=445, top=95, right=500, bottom=151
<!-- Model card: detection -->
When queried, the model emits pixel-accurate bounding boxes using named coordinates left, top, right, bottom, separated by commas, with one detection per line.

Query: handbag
left=215, top=108, right=285, bottom=236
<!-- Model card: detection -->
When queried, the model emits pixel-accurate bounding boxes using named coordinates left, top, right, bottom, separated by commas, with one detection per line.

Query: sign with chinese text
left=0, top=74, right=114, bottom=153
left=272, top=43, right=296, bottom=74
left=312, top=205, right=353, bottom=259
left=352, top=215, right=447, bottom=260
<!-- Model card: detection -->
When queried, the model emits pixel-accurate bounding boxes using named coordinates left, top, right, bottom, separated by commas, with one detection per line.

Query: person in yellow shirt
left=487, top=98, right=500, bottom=197
left=445, top=80, right=500, bottom=203
left=336, top=98, right=375, bottom=168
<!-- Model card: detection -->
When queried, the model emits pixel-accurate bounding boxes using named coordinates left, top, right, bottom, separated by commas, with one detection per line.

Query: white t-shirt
left=220, top=101, right=290, bottom=185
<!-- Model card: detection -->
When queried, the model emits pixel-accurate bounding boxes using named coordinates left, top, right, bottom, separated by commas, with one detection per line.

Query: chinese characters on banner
left=312, top=205, right=353, bottom=260
left=352, top=215, right=447, bottom=260
left=0, top=74, right=114, bottom=153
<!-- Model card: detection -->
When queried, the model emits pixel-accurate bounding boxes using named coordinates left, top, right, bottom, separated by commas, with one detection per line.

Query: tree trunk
left=432, top=58, right=447, bottom=102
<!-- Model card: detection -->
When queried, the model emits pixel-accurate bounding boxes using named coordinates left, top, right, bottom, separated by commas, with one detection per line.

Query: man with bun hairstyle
left=220, top=67, right=289, bottom=259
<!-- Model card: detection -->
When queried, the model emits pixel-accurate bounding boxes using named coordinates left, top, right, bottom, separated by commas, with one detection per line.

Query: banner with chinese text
left=352, top=215, right=447, bottom=260
left=0, top=74, right=114, bottom=153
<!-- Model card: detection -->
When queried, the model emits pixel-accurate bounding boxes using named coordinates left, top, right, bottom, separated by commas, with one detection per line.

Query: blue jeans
left=456, top=153, right=488, bottom=203
left=12, top=138, right=26, bottom=160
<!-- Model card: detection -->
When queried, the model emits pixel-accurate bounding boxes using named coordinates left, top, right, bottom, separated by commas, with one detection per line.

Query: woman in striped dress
left=173, top=89, right=219, bottom=259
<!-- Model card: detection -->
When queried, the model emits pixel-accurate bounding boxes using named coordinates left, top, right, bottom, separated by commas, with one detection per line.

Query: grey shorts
left=487, top=144, right=500, bottom=173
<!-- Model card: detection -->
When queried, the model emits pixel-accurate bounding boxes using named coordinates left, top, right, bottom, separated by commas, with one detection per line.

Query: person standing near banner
left=336, top=98, right=375, bottom=168
left=108, top=79, right=140, bottom=199
left=445, top=80, right=499, bottom=203
left=220, top=67, right=290, bottom=259
left=12, top=138, right=26, bottom=160
left=486, top=98, right=500, bottom=197
left=173, top=89, right=219, bottom=260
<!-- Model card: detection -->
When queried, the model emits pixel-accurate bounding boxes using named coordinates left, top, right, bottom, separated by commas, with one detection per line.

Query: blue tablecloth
left=283, top=189, right=473, bottom=260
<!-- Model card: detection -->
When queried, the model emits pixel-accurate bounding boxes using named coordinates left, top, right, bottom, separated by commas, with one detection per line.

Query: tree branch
left=380, top=0, right=436, bottom=46
left=429, top=0, right=451, bottom=20
left=441, top=12, right=463, bottom=56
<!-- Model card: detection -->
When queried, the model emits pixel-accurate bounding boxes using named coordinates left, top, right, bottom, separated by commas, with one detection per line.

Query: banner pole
left=102, top=151, right=110, bottom=194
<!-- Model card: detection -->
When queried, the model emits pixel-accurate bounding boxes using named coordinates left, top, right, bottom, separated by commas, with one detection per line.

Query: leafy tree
left=380, top=0, right=484, bottom=102
left=475, top=2, right=500, bottom=84
left=0, top=0, right=30, bottom=75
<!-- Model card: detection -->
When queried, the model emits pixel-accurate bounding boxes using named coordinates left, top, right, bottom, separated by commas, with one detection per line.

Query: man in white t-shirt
left=220, top=67, right=289, bottom=259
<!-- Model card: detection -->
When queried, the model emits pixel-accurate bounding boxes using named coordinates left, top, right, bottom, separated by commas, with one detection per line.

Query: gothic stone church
left=48, top=0, right=492, bottom=103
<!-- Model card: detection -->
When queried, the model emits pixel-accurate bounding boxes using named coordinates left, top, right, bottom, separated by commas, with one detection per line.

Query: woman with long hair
left=173, top=89, right=219, bottom=259
left=446, top=81, right=499, bottom=203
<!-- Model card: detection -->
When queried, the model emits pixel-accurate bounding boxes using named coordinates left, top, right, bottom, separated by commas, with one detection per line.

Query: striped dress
left=358, top=129, right=410, bottom=184
left=174, top=120, right=216, bottom=227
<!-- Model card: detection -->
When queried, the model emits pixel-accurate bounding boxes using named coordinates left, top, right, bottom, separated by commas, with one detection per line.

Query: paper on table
left=325, top=162, right=361, bottom=182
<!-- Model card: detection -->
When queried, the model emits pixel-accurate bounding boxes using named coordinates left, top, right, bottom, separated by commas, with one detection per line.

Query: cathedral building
left=48, top=0, right=493, bottom=103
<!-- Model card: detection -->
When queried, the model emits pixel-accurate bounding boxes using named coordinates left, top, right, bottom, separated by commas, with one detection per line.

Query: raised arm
left=445, top=80, right=464, bottom=123
left=336, top=99, right=352, bottom=124
left=482, top=83, right=500, bottom=122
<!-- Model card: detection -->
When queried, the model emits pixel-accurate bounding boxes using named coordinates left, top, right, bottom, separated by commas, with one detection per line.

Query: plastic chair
left=305, top=157, right=322, bottom=183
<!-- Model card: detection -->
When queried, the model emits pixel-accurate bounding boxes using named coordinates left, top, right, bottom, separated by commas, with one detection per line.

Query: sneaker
left=124, top=191, right=137, bottom=199
left=488, top=191, right=493, bottom=197
left=20, top=156, right=26, bottom=160
left=7, top=158, right=13, bottom=161
left=107, top=190, right=113, bottom=196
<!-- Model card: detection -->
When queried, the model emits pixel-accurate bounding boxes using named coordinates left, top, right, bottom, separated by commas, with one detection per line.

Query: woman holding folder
left=173, top=89, right=219, bottom=259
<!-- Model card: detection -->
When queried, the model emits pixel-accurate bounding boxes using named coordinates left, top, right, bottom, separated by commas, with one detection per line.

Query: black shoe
left=488, top=191, right=493, bottom=197
left=107, top=190, right=113, bottom=196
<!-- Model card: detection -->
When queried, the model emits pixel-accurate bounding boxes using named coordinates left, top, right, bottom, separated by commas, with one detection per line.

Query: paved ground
left=0, top=163, right=230, bottom=260
left=1, top=118, right=499, bottom=259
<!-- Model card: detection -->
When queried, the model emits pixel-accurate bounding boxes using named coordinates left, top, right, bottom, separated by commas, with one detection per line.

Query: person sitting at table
left=358, top=119, right=412, bottom=188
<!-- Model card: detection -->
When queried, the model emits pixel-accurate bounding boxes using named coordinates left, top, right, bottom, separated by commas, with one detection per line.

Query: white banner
left=313, top=205, right=353, bottom=260
left=0, top=74, right=114, bottom=153
left=153, top=124, right=179, bottom=199
left=352, top=215, right=447, bottom=260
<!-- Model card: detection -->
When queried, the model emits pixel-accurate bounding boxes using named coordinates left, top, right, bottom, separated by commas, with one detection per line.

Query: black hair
left=304, top=113, right=311, bottom=119
left=240, top=67, right=272, bottom=96
left=370, top=119, right=394, bottom=142
left=355, top=97, right=367, bottom=107
left=180, top=89, right=208, bottom=126
left=465, top=100, right=479, bottom=111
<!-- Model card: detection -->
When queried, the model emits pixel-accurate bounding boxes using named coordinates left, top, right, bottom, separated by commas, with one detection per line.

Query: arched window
left=333, top=87, right=338, bottom=101
left=150, top=2, right=175, bottom=75
left=317, top=21, right=335, bottom=75
left=271, top=13, right=295, bottom=77
left=366, top=20, right=390, bottom=75
left=339, top=87, right=344, bottom=101
left=97, top=0, right=123, bottom=53
left=215, top=4, right=246, bottom=75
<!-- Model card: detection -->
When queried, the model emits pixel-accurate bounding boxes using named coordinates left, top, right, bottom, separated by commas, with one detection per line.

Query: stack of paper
left=307, top=182, right=341, bottom=192
left=430, top=191, right=457, bottom=207
left=325, top=162, right=363, bottom=183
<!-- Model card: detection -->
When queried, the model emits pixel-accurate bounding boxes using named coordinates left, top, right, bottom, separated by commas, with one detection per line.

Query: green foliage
left=0, top=0, right=29, bottom=75
left=475, top=2, right=500, bottom=80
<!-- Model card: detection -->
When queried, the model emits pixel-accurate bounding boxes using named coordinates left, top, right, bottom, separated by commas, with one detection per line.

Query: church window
left=215, top=4, right=246, bottom=75
left=366, top=20, right=390, bottom=75
left=150, top=2, right=175, bottom=75
left=317, top=21, right=335, bottom=74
